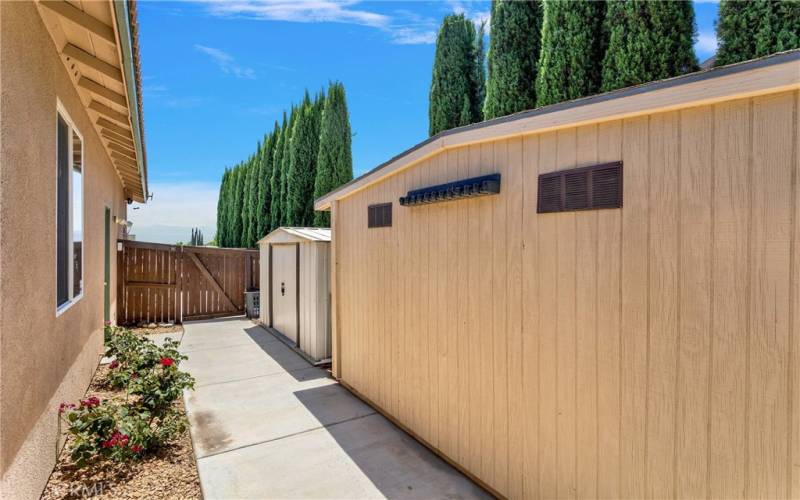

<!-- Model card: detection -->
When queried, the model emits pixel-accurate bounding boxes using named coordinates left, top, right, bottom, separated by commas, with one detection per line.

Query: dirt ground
left=41, top=366, right=201, bottom=499
left=127, top=324, right=184, bottom=336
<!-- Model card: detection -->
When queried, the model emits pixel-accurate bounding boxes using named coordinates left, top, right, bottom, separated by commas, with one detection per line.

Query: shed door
left=272, top=244, right=298, bottom=344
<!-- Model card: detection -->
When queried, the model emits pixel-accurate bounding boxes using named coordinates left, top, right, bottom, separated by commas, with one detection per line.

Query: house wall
left=0, top=2, right=128, bottom=499
left=332, top=90, right=800, bottom=499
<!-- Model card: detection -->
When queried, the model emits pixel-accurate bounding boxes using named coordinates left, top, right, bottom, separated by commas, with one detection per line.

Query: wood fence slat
left=117, top=241, right=258, bottom=325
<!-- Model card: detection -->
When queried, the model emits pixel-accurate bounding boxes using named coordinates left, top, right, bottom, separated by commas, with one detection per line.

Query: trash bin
left=244, top=290, right=260, bottom=319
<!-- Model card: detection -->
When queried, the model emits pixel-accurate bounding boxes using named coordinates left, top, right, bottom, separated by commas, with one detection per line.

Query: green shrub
left=59, top=327, right=195, bottom=468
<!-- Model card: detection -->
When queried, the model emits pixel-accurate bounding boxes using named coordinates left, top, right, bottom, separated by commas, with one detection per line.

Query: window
left=368, top=203, right=392, bottom=228
left=56, top=106, right=84, bottom=311
left=537, top=162, right=622, bottom=213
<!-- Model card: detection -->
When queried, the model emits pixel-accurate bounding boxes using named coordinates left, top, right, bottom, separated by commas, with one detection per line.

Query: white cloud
left=391, top=27, right=437, bottom=45
left=195, top=44, right=256, bottom=79
left=695, top=31, right=718, bottom=56
left=128, top=181, right=219, bottom=244
left=203, top=0, right=389, bottom=28
left=446, top=0, right=490, bottom=30
left=199, top=1, right=440, bottom=45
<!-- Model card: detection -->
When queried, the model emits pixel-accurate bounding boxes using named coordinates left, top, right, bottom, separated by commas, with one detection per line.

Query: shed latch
left=281, top=282, right=285, bottom=296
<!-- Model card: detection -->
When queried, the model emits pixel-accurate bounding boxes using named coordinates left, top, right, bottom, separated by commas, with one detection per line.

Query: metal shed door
left=271, top=244, right=298, bottom=344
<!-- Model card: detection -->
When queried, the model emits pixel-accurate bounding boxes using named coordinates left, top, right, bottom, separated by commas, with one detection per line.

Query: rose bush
left=59, top=326, right=194, bottom=468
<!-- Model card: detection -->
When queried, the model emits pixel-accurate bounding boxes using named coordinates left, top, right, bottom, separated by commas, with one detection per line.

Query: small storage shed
left=258, top=227, right=332, bottom=362
left=315, top=51, right=800, bottom=500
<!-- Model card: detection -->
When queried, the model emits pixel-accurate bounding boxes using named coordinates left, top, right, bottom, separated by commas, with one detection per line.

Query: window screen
left=368, top=203, right=392, bottom=228
left=56, top=109, right=84, bottom=310
left=537, top=162, right=623, bottom=213
left=57, top=115, right=70, bottom=306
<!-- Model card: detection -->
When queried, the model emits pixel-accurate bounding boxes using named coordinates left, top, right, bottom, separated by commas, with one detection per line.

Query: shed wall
left=259, top=238, right=332, bottom=361
left=333, top=90, right=800, bottom=499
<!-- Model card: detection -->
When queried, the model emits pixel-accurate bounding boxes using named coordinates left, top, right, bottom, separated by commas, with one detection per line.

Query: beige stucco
left=0, top=2, right=128, bottom=498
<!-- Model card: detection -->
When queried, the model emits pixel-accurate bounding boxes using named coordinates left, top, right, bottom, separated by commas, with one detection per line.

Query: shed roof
left=315, top=49, right=800, bottom=211
left=258, top=227, right=331, bottom=244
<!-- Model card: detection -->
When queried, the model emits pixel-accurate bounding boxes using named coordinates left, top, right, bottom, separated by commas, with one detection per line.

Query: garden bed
left=41, top=335, right=201, bottom=499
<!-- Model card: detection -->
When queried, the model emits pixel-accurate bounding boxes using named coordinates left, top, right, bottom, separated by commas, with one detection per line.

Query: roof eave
left=111, top=0, right=147, bottom=202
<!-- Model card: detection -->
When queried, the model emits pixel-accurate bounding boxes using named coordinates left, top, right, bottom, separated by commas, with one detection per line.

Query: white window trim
left=56, top=99, right=85, bottom=316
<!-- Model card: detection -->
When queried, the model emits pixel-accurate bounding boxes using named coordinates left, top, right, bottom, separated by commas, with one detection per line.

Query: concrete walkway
left=179, top=317, right=489, bottom=500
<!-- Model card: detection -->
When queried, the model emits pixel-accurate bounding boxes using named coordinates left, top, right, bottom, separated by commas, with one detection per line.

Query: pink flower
left=58, top=402, right=76, bottom=414
left=104, top=321, right=112, bottom=326
left=80, top=396, right=100, bottom=408
left=109, top=360, right=119, bottom=369
left=160, top=357, right=174, bottom=367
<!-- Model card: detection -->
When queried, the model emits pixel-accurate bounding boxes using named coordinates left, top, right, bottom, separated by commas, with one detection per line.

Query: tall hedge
left=716, top=0, right=800, bottom=66
left=429, top=14, right=483, bottom=136
left=483, top=0, right=543, bottom=119
left=536, top=0, right=606, bottom=107
left=270, top=112, right=287, bottom=232
left=286, top=91, right=323, bottom=226
left=257, top=128, right=277, bottom=238
left=279, top=106, right=298, bottom=226
left=241, top=152, right=258, bottom=248
left=601, top=0, right=698, bottom=92
left=313, top=82, right=353, bottom=227
left=216, top=168, right=230, bottom=247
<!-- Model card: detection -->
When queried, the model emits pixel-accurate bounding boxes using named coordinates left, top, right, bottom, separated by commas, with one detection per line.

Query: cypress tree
left=257, top=128, right=277, bottom=238
left=280, top=105, right=299, bottom=226
left=716, top=0, right=800, bottom=66
left=241, top=152, right=258, bottom=248
left=286, top=92, right=323, bottom=226
left=270, top=112, right=287, bottom=231
left=314, top=82, right=353, bottom=227
left=601, top=0, right=698, bottom=92
left=429, top=14, right=481, bottom=136
left=229, top=165, right=245, bottom=247
left=474, top=20, right=486, bottom=117
left=483, top=0, right=543, bottom=120
left=216, top=168, right=230, bottom=247
left=536, top=0, right=606, bottom=107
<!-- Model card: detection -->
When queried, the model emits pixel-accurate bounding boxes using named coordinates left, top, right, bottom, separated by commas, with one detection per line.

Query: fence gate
left=117, top=240, right=259, bottom=325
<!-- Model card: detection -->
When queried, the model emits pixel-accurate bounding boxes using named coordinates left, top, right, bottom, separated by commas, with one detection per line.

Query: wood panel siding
left=332, top=90, right=800, bottom=499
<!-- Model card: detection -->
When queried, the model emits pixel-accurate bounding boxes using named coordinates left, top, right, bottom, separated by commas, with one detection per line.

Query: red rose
left=58, top=402, right=76, bottom=414
left=109, top=360, right=119, bottom=369
left=131, top=444, right=143, bottom=453
left=80, top=396, right=100, bottom=408
left=160, top=357, right=174, bottom=367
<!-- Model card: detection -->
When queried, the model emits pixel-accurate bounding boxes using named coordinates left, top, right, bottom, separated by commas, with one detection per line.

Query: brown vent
left=537, top=161, right=623, bottom=213
left=368, top=203, right=392, bottom=228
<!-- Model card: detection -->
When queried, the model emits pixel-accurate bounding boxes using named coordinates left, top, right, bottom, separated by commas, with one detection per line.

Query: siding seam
left=644, top=114, right=652, bottom=498
left=787, top=90, right=798, bottom=498
left=706, top=105, right=717, bottom=500
left=672, top=112, right=683, bottom=500
left=743, top=97, right=754, bottom=499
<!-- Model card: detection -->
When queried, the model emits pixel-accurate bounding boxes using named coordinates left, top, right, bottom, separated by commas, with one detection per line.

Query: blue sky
left=130, top=0, right=720, bottom=243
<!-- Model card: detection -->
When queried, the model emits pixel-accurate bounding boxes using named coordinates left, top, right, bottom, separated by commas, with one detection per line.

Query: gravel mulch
left=41, top=366, right=201, bottom=500
left=127, top=324, right=184, bottom=336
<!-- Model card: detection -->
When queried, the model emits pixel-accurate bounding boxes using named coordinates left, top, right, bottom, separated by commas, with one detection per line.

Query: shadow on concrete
left=244, top=326, right=329, bottom=383
left=292, top=385, right=491, bottom=500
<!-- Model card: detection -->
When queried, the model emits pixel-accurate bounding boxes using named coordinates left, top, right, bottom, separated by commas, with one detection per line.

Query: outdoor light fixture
left=399, top=173, right=501, bottom=206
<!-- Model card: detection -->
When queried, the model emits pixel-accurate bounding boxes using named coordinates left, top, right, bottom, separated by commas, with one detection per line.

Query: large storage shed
left=258, top=228, right=332, bottom=362
left=315, top=51, right=800, bottom=500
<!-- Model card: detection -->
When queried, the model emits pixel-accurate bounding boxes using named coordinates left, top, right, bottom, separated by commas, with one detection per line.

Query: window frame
left=55, top=100, right=85, bottom=316
left=367, top=202, right=392, bottom=228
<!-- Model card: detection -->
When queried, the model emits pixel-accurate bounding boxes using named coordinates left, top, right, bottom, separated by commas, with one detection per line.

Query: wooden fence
left=117, top=240, right=259, bottom=325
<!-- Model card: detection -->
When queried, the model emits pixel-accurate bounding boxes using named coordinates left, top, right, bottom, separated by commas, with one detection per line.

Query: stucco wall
left=0, top=2, right=128, bottom=499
